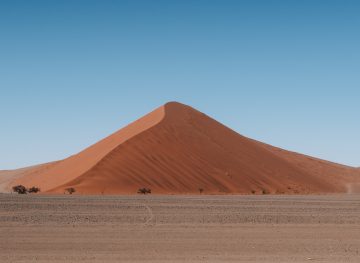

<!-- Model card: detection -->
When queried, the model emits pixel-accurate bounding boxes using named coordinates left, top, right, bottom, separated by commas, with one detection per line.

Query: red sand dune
left=1, top=102, right=359, bottom=194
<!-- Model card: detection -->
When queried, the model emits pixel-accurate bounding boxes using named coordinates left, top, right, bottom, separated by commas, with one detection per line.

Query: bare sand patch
left=1, top=194, right=359, bottom=262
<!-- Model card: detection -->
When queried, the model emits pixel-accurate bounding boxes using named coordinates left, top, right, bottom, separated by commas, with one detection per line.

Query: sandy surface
left=0, top=163, right=57, bottom=193
left=2, top=102, right=359, bottom=194
left=1, top=194, right=359, bottom=262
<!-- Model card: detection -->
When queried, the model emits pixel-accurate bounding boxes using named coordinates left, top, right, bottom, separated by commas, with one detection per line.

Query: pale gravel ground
left=0, top=194, right=360, bottom=262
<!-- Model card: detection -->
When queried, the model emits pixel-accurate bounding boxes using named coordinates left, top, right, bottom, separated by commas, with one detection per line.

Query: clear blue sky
left=0, top=0, right=359, bottom=169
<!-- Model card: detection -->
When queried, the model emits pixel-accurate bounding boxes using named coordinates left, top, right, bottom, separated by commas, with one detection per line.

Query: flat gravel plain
left=0, top=194, right=360, bottom=262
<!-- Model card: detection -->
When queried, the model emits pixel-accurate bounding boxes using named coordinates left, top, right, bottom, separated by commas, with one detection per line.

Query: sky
left=0, top=0, right=359, bottom=169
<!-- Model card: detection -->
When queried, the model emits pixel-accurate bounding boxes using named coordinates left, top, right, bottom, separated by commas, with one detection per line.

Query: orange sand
left=2, top=102, right=359, bottom=194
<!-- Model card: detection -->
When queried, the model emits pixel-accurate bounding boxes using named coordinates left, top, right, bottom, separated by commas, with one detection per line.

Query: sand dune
left=1, top=102, right=359, bottom=194
left=0, top=162, right=57, bottom=192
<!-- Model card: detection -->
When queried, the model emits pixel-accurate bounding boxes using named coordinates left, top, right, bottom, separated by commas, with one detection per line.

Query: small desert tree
left=137, top=188, right=151, bottom=194
left=262, top=189, right=269, bottom=195
left=198, top=188, right=204, bottom=194
left=12, top=185, right=27, bottom=194
left=28, top=186, right=41, bottom=193
left=65, top=187, right=76, bottom=194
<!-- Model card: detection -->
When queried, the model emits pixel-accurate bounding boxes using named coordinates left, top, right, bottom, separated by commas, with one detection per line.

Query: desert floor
left=0, top=194, right=359, bottom=262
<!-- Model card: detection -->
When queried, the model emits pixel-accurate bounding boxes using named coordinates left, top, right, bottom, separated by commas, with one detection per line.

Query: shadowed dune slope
left=2, top=102, right=359, bottom=194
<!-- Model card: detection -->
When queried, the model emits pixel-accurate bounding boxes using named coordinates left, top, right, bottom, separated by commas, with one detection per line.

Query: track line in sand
left=132, top=201, right=155, bottom=227
left=143, top=203, right=155, bottom=227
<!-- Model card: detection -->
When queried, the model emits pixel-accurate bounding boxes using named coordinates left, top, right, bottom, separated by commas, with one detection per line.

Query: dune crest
left=2, top=101, right=359, bottom=194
